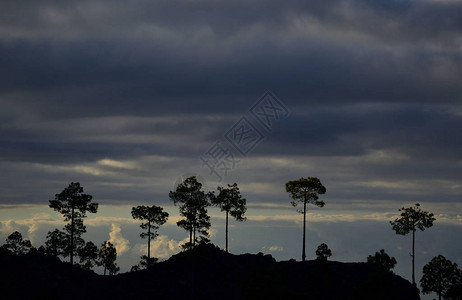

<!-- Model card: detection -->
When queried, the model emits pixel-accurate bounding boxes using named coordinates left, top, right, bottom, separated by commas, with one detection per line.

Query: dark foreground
left=0, top=244, right=419, bottom=300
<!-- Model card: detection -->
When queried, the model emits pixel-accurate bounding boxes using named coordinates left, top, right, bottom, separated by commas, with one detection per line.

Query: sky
left=1, top=0, right=461, bottom=297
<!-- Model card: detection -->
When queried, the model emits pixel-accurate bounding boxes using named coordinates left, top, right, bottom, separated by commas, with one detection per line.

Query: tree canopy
left=49, top=182, right=98, bottom=265
left=315, top=243, right=332, bottom=261
left=367, top=249, right=397, bottom=273
left=285, top=177, right=326, bottom=261
left=390, top=203, right=435, bottom=285
left=390, top=203, right=435, bottom=235
left=131, top=205, right=168, bottom=267
left=43, top=229, right=67, bottom=257
left=1, top=231, right=32, bottom=255
left=420, top=254, right=461, bottom=300
left=78, top=241, right=99, bottom=270
left=169, top=176, right=212, bottom=250
left=97, top=241, right=119, bottom=275
left=212, top=183, right=247, bottom=252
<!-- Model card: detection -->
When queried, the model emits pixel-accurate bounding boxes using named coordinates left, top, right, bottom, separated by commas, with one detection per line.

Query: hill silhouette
left=0, top=244, right=419, bottom=300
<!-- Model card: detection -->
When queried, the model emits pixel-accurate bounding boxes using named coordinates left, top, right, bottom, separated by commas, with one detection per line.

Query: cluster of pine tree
left=1, top=176, right=461, bottom=299
left=0, top=182, right=119, bottom=275
left=0, top=176, right=248, bottom=275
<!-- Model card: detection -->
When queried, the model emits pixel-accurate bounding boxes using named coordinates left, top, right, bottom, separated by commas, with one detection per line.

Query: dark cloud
left=1, top=5, right=460, bottom=294
left=1, top=0, right=461, bottom=111
left=267, top=104, right=462, bottom=158
left=0, top=0, right=461, bottom=209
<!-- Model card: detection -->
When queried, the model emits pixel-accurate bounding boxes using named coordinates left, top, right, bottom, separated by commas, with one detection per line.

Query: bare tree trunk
left=412, top=229, right=415, bottom=286
left=193, top=222, right=196, bottom=248
left=302, top=195, right=307, bottom=262
left=189, top=227, right=192, bottom=249
left=70, top=206, right=74, bottom=265
left=225, top=210, right=229, bottom=253
left=438, top=277, right=442, bottom=300
left=147, top=220, right=151, bottom=264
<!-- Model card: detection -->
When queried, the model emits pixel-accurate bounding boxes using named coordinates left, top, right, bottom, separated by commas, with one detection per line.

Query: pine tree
left=49, top=182, right=98, bottom=264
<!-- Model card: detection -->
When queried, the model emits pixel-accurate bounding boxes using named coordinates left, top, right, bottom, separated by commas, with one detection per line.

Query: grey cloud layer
left=1, top=0, right=461, bottom=106
left=1, top=0, right=461, bottom=208
left=2, top=1, right=461, bottom=42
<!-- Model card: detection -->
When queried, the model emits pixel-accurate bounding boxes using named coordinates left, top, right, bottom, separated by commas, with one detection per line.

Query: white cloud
left=149, top=235, right=182, bottom=259
left=0, top=213, right=63, bottom=244
left=0, top=220, right=26, bottom=237
left=247, top=214, right=302, bottom=224
left=261, top=245, right=284, bottom=253
left=86, top=216, right=135, bottom=227
left=244, top=203, right=462, bottom=225
left=435, top=214, right=462, bottom=226
left=269, top=246, right=284, bottom=252
left=134, top=235, right=185, bottom=259
left=97, top=158, right=139, bottom=170
left=108, top=223, right=130, bottom=256
left=208, top=228, right=218, bottom=239
left=176, top=237, right=190, bottom=251
left=166, top=215, right=183, bottom=226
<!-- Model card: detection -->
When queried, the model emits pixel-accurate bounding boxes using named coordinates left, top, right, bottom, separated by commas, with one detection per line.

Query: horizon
left=1, top=1, right=462, bottom=299
left=1, top=194, right=460, bottom=299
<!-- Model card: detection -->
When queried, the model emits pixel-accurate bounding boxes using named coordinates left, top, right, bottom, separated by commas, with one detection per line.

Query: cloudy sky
left=1, top=0, right=461, bottom=297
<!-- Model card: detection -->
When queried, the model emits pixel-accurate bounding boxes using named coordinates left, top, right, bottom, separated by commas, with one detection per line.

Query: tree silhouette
left=131, top=205, right=168, bottom=268
left=390, top=203, right=435, bottom=285
left=1, top=231, right=32, bottom=255
left=129, top=255, right=159, bottom=271
left=97, top=241, right=119, bottom=275
left=212, top=183, right=247, bottom=252
left=130, top=265, right=141, bottom=272
left=367, top=249, right=397, bottom=273
left=44, top=229, right=67, bottom=257
left=420, top=254, right=461, bottom=300
left=315, top=243, right=332, bottom=261
left=446, top=280, right=462, bottom=299
left=49, top=182, right=98, bottom=265
left=169, top=176, right=212, bottom=250
left=77, top=241, right=98, bottom=270
left=139, top=255, right=159, bottom=268
left=285, top=177, right=326, bottom=261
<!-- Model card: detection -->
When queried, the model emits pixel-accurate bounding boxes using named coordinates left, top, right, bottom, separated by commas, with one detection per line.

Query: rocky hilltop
left=0, top=244, right=420, bottom=300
